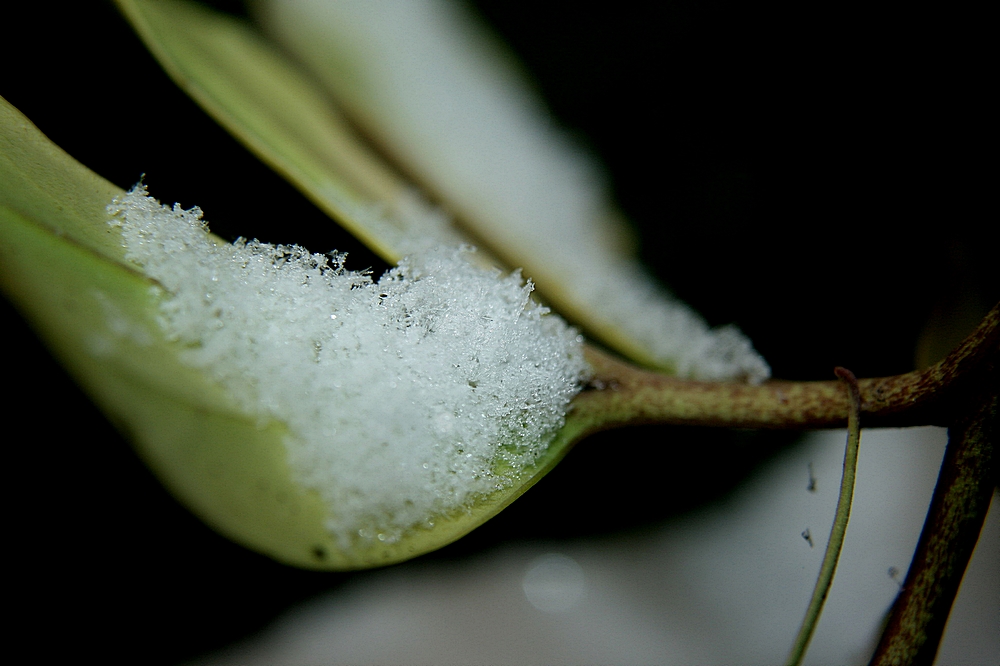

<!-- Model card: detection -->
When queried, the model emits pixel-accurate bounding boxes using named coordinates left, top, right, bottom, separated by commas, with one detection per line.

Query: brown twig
left=868, top=360, right=996, bottom=666
left=572, top=302, right=998, bottom=432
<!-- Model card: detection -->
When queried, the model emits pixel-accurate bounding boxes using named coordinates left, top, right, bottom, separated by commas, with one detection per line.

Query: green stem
left=785, top=367, right=863, bottom=666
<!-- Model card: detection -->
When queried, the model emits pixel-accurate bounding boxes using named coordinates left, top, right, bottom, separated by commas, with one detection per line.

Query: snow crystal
left=108, top=186, right=588, bottom=546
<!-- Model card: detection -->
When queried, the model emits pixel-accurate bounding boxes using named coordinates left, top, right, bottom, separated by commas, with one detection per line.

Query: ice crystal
left=109, top=186, right=588, bottom=545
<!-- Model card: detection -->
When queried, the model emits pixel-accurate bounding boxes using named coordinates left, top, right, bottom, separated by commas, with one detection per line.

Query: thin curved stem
left=785, top=368, right=862, bottom=666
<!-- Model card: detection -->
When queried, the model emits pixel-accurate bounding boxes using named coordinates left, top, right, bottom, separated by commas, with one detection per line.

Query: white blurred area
left=194, top=427, right=998, bottom=665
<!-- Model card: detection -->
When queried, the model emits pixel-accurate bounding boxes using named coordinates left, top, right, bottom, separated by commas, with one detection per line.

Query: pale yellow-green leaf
left=256, top=0, right=688, bottom=373
left=115, top=0, right=469, bottom=264
left=0, top=96, right=590, bottom=569
left=127, top=1, right=771, bottom=384
left=114, top=0, right=681, bottom=373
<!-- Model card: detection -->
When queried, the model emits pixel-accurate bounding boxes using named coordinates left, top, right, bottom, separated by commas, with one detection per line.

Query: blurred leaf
left=119, top=0, right=762, bottom=378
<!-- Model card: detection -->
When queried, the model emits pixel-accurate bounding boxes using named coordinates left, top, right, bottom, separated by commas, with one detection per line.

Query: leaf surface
left=119, top=0, right=770, bottom=384
left=0, top=96, right=590, bottom=569
left=116, top=0, right=708, bottom=374
left=116, top=0, right=468, bottom=264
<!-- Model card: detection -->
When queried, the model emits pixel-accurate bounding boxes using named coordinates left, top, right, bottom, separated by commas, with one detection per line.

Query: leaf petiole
left=785, top=367, right=863, bottom=666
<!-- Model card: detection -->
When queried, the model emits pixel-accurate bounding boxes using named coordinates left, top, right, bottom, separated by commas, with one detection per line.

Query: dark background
left=2, top=1, right=994, bottom=662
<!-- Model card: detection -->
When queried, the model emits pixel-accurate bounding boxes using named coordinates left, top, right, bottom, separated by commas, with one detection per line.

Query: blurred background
left=2, top=1, right=995, bottom=663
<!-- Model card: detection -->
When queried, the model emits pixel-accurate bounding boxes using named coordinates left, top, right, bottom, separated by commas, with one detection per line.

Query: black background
left=1, top=1, right=994, bottom=662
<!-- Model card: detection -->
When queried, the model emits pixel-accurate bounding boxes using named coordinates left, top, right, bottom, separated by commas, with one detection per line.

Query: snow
left=108, top=185, right=589, bottom=546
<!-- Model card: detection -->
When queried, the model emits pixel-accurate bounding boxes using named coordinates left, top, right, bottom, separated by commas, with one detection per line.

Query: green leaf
left=115, top=0, right=468, bottom=265
left=117, top=0, right=628, bottom=349
left=0, top=96, right=592, bottom=569
left=117, top=0, right=770, bottom=384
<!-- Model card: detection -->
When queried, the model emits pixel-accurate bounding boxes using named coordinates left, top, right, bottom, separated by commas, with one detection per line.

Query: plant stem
left=869, top=363, right=996, bottom=666
left=573, top=304, right=998, bottom=433
left=784, top=368, right=863, bottom=666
